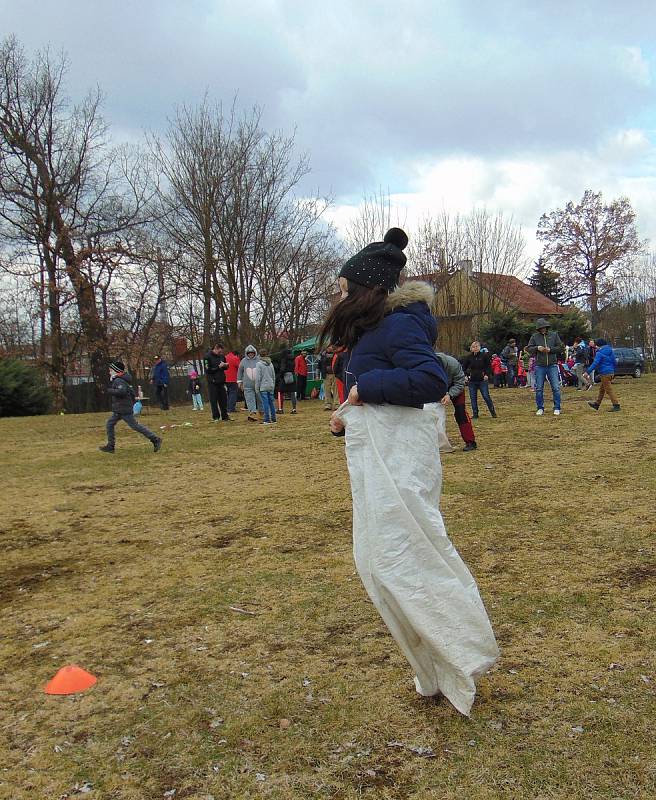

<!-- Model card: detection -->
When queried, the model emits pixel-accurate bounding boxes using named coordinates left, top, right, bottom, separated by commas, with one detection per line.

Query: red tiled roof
left=476, top=273, right=563, bottom=315
left=410, top=269, right=565, bottom=315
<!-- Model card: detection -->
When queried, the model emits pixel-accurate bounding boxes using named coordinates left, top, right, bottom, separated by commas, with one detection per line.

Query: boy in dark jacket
left=100, top=361, right=162, bottom=453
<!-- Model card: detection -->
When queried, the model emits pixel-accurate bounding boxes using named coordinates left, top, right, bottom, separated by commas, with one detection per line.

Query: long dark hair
left=320, top=280, right=389, bottom=350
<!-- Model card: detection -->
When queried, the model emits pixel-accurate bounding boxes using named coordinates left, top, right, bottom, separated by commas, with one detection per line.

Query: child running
left=322, top=228, right=499, bottom=716
left=100, top=361, right=161, bottom=453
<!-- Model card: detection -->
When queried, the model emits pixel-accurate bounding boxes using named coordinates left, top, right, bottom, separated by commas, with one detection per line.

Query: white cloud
left=327, top=140, right=656, bottom=266
left=616, top=45, right=651, bottom=86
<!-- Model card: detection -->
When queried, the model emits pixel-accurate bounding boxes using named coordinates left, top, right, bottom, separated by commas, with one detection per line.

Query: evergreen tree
left=479, top=311, right=531, bottom=355
left=529, top=258, right=562, bottom=304
left=549, top=308, right=591, bottom=344
left=0, top=358, right=52, bottom=417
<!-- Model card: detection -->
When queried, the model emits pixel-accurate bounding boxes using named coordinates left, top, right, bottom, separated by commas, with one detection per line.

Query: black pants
left=107, top=413, right=156, bottom=448
left=296, top=375, right=307, bottom=400
left=208, top=381, right=228, bottom=420
left=155, top=384, right=169, bottom=410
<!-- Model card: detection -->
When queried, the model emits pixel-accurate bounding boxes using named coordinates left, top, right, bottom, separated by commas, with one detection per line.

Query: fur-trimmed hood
left=385, top=280, right=435, bottom=311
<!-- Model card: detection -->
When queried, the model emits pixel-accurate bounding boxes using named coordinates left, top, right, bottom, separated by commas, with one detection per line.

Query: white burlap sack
left=433, top=401, right=455, bottom=452
left=335, top=401, right=499, bottom=716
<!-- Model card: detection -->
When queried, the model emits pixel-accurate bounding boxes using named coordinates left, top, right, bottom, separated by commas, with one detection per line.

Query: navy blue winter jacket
left=345, top=281, right=448, bottom=407
left=587, top=344, right=616, bottom=376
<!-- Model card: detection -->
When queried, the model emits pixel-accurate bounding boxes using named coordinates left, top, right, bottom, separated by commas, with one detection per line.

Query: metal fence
left=64, top=376, right=197, bottom=414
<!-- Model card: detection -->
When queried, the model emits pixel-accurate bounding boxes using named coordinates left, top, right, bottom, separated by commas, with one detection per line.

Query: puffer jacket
left=586, top=344, right=616, bottom=376
left=346, top=281, right=448, bottom=407
left=107, top=372, right=136, bottom=415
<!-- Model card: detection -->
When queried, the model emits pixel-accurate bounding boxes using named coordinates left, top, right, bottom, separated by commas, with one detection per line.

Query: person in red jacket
left=332, top=347, right=347, bottom=404
left=225, top=348, right=241, bottom=413
left=295, top=349, right=309, bottom=400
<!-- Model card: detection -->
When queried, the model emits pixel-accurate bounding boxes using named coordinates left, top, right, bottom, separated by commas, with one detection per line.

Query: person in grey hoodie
left=100, top=360, right=161, bottom=453
left=526, top=317, right=565, bottom=416
left=255, top=349, right=277, bottom=424
left=237, top=345, right=261, bottom=422
left=436, top=352, right=477, bottom=451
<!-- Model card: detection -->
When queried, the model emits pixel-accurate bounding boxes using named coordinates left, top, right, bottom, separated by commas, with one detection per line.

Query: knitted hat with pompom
left=339, top=227, right=408, bottom=292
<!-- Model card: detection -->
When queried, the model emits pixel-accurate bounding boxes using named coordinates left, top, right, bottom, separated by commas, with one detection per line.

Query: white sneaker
left=553, top=409, right=561, bottom=416
left=536, top=409, right=544, bottom=416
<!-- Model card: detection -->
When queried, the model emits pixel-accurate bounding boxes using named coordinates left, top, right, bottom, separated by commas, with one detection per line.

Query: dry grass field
left=2, top=377, right=655, bottom=800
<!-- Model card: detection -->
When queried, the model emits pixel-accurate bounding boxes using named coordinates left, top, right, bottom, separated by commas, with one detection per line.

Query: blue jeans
left=192, top=392, right=203, bottom=410
left=106, top=412, right=157, bottom=448
left=261, top=391, right=277, bottom=422
left=468, top=380, right=495, bottom=416
left=226, top=382, right=238, bottom=412
left=507, top=364, right=516, bottom=387
left=535, top=364, right=561, bottom=410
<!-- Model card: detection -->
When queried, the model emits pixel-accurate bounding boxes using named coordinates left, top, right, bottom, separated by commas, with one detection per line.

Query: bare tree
left=154, top=98, right=338, bottom=349
left=537, top=189, right=645, bottom=328
left=0, top=37, right=157, bottom=408
left=344, top=187, right=406, bottom=252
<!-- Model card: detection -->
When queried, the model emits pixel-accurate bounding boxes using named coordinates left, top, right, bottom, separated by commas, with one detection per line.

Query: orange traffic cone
left=44, top=665, right=97, bottom=695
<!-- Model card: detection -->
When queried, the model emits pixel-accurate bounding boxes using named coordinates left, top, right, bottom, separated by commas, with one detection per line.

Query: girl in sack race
left=322, top=228, right=499, bottom=716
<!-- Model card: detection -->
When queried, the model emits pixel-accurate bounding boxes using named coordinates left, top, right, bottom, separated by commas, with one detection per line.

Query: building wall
left=431, top=271, right=522, bottom=354
left=646, top=298, right=656, bottom=360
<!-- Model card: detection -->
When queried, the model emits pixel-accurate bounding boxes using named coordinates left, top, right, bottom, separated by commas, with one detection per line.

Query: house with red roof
left=410, top=261, right=568, bottom=354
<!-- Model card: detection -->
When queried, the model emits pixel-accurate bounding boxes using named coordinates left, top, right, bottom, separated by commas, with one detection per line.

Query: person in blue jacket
left=320, top=227, right=448, bottom=433
left=151, top=356, right=170, bottom=410
left=585, top=338, right=620, bottom=411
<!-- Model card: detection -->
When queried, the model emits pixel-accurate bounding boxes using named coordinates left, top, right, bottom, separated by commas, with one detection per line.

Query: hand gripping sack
left=335, top=401, right=499, bottom=716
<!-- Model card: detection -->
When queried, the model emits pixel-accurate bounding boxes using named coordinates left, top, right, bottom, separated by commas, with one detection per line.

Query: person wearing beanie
left=100, top=360, right=162, bottom=453
left=585, top=338, right=620, bottom=411
left=321, top=228, right=498, bottom=716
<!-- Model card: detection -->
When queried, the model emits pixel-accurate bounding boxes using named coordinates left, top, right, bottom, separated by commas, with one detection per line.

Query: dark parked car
left=612, top=347, right=644, bottom=378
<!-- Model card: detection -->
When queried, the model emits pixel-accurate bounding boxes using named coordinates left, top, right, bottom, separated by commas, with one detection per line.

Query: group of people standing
left=459, top=320, right=621, bottom=417
left=197, top=344, right=312, bottom=424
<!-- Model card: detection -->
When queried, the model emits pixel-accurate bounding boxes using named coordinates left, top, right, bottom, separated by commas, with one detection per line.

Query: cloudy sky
left=4, top=0, right=656, bottom=266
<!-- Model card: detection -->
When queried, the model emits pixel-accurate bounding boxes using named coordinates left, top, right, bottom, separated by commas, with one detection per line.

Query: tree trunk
left=57, top=227, right=110, bottom=410
left=589, top=275, right=599, bottom=331
left=43, top=249, right=66, bottom=412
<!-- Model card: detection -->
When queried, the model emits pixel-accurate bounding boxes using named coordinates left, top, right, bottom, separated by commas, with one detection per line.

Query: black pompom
left=383, top=227, right=408, bottom=251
